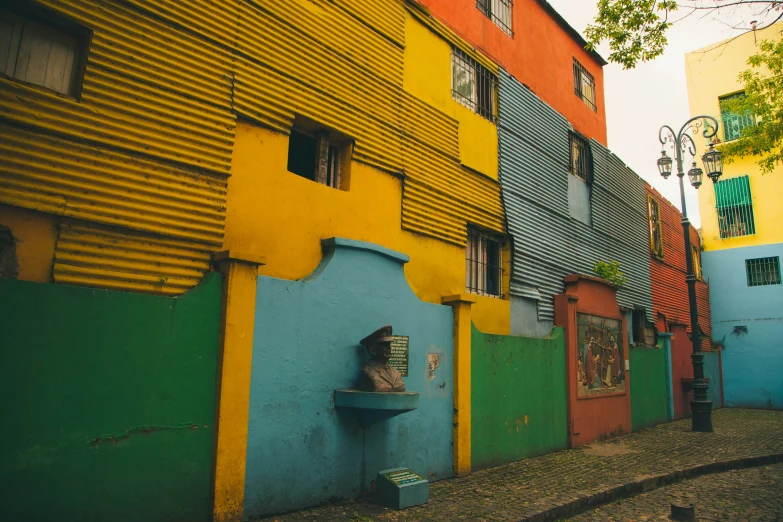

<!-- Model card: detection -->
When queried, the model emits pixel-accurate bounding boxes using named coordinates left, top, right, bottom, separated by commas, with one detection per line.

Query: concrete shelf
left=334, top=389, right=419, bottom=427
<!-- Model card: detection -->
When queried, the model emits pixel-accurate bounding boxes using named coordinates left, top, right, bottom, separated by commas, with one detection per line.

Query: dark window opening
left=632, top=310, right=655, bottom=346
left=0, top=225, right=19, bottom=279
left=466, top=226, right=503, bottom=298
left=648, top=196, right=664, bottom=258
left=286, top=126, right=348, bottom=190
left=569, top=132, right=592, bottom=183
left=452, top=47, right=498, bottom=123
left=746, top=257, right=781, bottom=287
left=0, top=5, right=90, bottom=98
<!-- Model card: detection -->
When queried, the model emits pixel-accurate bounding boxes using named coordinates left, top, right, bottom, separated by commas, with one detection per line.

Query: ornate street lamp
left=657, top=115, right=723, bottom=433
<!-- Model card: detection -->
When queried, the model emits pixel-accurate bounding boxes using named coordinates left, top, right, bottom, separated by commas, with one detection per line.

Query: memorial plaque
left=388, top=335, right=409, bottom=376
left=376, top=467, right=428, bottom=510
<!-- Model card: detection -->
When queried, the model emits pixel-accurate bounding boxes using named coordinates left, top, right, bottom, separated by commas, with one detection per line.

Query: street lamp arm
left=677, top=115, right=720, bottom=143
left=658, top=124, right=676, bottom=148
left=681, top=132, right=697, bottom=164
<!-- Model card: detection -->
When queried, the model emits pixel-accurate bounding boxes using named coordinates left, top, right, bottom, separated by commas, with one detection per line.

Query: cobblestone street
left=257, top=409, right=783, bottom=521
left=567, top=463, right=783, bottom=521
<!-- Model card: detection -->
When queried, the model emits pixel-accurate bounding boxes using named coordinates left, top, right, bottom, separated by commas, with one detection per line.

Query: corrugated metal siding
left=647, top=185, right=712, bottom=350
left=498, top=69, right=654, bottom=323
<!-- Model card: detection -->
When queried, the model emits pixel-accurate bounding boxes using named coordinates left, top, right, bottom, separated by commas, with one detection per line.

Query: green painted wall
left=629, top=343, right=669, bottom=431
left=0, top=274, right=221, bottom=522
left=471, top=325, right=568, bottom=470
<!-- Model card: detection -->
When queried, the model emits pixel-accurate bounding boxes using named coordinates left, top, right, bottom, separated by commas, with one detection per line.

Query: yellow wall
left=0, top=204, right=58, bottom=283
left=223, top=122, right=510, bottom=335
left=403, top=14, right=499, bottom=179
left=685, top=22, right=783, bottom=250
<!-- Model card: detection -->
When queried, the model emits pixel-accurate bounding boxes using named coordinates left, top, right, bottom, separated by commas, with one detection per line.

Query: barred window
left=720, top=92, right=755, bottom=142
left=714, top=175, right=755, bottom=239
left=746, top=257, right=781, bottom=287
left=466, top=227, right=503, bottom=298
left=477, top=0, right=513, bottom=36
left=569, top=133, right=592, bottom=183
left=691, top=245, right=702, bottom=279
left=648, top=196, right=664, bottom=259
left=452, top=48, right=497, bottom=122
left=573, top=59, right=596, bottom=111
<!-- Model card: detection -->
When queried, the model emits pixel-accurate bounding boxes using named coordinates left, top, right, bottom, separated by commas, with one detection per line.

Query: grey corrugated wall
left=498, top=69, right=654, bottom=323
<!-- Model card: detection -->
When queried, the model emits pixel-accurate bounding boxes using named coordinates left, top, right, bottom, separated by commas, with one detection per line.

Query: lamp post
left=657, top=116, right=724, bottom=433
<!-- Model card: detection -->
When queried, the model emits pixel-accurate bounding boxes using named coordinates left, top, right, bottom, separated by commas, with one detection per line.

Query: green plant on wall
left=594, top=260, right=627, bottom=287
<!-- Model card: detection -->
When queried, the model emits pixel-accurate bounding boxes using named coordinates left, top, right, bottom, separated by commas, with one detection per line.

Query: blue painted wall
left=703, top=351, right=723, bottom=408
left=244, top=238, right=454, bottom=518
left=703, top=242, right=783, bottom=409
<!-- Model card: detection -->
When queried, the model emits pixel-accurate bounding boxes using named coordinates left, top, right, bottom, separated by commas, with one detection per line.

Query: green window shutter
left=714, top=175, right=755, bottom=238
left=719, top=92, right=754, bottom=141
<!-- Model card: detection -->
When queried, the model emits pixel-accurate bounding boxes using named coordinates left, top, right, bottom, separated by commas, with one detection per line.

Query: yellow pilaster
left=442, top=293, right=476, bottom=477
left=211, top=250, right=266, bottom=522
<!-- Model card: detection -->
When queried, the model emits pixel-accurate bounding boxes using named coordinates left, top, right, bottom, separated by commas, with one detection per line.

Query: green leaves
left=594, top=260, right=628, bottom=287
left=585, top=0, right=677, bottom=69
left=720, top=37, right=783, bottom=174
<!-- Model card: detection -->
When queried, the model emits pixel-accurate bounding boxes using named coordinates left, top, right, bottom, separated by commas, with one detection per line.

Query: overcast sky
left=546, top=1, right=776, bottom=228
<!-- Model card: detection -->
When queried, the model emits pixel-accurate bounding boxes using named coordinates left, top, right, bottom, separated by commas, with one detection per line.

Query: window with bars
left=647, top=196, right=664, bottom=259
left=476, top=0, right=513, bottom=36
left=0, top=8, right=88, bottom=97
left=569, top=132, right=592, bottom=183
left=745, top=257, right=781, bottom=287
left=287, top=127, right=347, bottom=190
left=692, top=245, right=702, bottom=279
left=466, top=227, right=503, bottom=297
left=714, top=175, right=755, bottom=239
left=573, top=59, right=596, bottom=111
left=452, top=47, right=497, bottom=122
left=720, top=92, right=755, bottom=142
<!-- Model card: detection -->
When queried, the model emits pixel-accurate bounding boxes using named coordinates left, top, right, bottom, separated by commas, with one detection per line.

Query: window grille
left=452, top=48, right=497, bottom=123
left=714, top=175, right=755, bottom=239
left=569, top=133, right=592, bottom=183
left=746, top=257, right=781, bottom=287
left=647, top=196, right=664, bottom=258
left=0, top=9, right=86, bottom=97
left=466, top=227, right=503, bottom=297
left=476, top=0, right=513, bottom=36
left=691, top=246, right=702, bottom=279
left=573, top=59, right=596, bottom=111
left=720, top=92, right=755, bottom=142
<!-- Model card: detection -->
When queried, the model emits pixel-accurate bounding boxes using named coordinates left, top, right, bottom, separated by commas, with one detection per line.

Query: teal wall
left=471, top=326, right=568, bottom=470
left=703, top=350, right=723, bottom=408
left=629, top=344, right=669, bottom=431
left=244, top=238, right=454, bottom=518
left=0, top=275, right=221, bottom=522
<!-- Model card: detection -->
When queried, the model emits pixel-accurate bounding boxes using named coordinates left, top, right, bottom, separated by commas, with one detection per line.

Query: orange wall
left=415, top=0, right=607, bottom=144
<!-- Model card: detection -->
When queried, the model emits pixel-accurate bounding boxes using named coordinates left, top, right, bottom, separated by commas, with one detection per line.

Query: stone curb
left=520, top=452, right=783, bottom=522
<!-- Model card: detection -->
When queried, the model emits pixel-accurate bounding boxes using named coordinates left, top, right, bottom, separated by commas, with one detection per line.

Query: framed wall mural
left=577, top=313, right=625, bottom=397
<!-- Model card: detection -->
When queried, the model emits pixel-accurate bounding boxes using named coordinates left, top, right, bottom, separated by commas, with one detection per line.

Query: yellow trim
left=212, top=254, right=263, bottom=522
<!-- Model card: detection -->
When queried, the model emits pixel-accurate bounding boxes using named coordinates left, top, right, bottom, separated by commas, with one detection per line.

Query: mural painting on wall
left=577, top=313, right=626, bottom=396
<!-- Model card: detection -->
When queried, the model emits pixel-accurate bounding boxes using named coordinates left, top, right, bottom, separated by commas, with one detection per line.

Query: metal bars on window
left=720, top=92, right=755, bottom=142
left=466, top=227, right=503, bottom=297
left=452, top=47, right=498, bottom=123
left=476, top=0, right=513, bottom=36
left=569, top=133, right=592, bottom=183
left=573, top=59, right=596, bottom=111
left=745, top=257, right=781, bottom=287
left=714, top=175, right=755, bottom=238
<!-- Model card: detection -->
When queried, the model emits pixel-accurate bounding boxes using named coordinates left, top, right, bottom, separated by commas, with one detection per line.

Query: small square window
left=452, top=48, right=497, bottom=123
left=476, top=0, right=513, bottom=36
left=745, top=257, right=781, bottom=287
left=569, top=132, right=592, bottom=183
left=466, top=226, right=503, bottom=298
left=573, top=59, right=596, bottom=111
left=0, top=8, right=88, bottom=97
left=287, top=125, right=349, bottom=190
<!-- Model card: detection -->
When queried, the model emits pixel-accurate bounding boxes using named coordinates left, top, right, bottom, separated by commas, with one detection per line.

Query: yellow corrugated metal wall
left=0, top=0, right=503, bottom=295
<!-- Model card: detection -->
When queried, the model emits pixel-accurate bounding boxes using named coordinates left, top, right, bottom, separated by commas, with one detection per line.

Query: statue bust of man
left=360, top=325, right=405, bottom=392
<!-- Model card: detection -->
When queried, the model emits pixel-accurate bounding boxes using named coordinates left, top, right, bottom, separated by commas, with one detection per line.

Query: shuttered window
left=692, top=246, right=702, bottom=279
left=719, top=92, right=755, bottom=142
left=647, top=196, right=664, bottom=258
left=714, top=175, right=755, bottom=238
left=0, top=10, right=83, bottom=96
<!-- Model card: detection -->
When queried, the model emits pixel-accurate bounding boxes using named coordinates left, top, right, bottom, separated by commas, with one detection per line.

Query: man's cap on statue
left=360, top=325, right=394, bottom=347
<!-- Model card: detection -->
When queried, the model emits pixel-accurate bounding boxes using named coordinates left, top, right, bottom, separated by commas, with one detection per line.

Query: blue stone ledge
left=334, top=389, right=419, bottom=427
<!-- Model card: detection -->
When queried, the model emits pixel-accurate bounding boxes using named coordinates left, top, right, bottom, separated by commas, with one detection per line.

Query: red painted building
left=646, top=183, right=716, bottom=419
left=413, top=0, right=608, bottom=143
